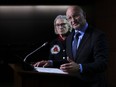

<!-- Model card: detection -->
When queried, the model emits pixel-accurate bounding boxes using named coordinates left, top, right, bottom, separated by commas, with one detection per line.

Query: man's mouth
left=73, top=23, right=79, bottom=26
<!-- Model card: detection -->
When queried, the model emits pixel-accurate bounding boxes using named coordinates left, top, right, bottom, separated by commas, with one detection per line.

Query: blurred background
left=0, top=0, right=116, bottom=87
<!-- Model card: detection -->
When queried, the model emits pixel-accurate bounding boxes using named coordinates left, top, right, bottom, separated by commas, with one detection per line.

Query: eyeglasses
left=55, top=23, right=67, bottom=27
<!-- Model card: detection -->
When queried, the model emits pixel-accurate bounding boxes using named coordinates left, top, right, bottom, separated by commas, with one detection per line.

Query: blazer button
left=63, top=50, right=65, bottom=52
left=63, top=57, right=65, bottom=59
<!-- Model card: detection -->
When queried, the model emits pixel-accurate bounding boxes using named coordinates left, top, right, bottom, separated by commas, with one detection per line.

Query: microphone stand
left=23, top=42, right=48, bottom=62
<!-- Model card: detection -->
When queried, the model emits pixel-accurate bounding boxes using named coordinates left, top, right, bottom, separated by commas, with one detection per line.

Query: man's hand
left=60, top=57, right=80, bottom=74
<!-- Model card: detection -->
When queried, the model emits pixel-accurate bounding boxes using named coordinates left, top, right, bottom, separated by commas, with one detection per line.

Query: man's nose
left=71, top=17, right=75, bottom=22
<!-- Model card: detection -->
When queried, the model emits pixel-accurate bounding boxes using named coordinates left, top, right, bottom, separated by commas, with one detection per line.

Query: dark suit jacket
left=66, top=25, right=108, bottom=87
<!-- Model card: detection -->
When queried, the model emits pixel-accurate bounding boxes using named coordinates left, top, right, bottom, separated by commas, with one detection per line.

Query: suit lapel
left=75, top=27, right=92, bottom=61
left=66, top=31, right=74, bottom=60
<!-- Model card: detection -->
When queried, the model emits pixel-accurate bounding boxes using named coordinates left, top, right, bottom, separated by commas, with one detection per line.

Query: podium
left=9, top=64, right=82, bottom=87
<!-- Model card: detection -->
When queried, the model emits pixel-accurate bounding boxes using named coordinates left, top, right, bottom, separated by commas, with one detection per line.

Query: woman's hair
left=54, top=15, right=72, bottom=34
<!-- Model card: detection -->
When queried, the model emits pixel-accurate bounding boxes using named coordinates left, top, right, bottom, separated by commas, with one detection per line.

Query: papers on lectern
left=34, top=67, right=68, bottom=74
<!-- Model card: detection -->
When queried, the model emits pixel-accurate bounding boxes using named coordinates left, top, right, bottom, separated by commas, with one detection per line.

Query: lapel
left=75, top=27, right=92, bottom=61
left=66, top=31, right=75, bottom=60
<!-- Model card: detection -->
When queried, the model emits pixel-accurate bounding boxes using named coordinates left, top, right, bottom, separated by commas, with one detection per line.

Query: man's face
left=66, top=7, right=86, bottom=30
left=55, top=19, right=69, bottom=35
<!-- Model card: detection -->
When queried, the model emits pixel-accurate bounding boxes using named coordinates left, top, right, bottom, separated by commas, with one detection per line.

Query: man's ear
left=83, top=11, right=86, bottom=19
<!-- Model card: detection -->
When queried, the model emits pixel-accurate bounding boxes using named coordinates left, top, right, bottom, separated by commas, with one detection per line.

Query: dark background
left=0, top=0, right=116, bottom=87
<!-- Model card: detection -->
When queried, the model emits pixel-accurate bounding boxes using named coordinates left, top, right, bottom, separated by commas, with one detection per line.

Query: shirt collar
left=58, top=35, right=65, bottom=42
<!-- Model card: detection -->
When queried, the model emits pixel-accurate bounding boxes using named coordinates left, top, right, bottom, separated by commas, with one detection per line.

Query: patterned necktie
left=72, top=32, right=81, bottom=59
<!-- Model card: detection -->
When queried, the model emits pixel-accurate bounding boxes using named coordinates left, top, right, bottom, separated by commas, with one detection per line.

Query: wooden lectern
left=9, top=63, right=82, bottom=87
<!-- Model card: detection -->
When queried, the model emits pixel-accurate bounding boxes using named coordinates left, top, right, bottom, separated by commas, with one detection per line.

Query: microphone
left=23, top=42, right=48, bottom=62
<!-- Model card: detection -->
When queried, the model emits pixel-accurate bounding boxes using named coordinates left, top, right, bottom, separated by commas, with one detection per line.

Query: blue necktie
left=72, top=32, right=80, bottom=59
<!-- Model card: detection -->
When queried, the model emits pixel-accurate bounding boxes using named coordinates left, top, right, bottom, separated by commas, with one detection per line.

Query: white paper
left=34, top=67, right=68, bottom=74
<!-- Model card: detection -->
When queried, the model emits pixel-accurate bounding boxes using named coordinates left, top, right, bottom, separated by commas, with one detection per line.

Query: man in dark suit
left=60, top=5, right=108, bottom=87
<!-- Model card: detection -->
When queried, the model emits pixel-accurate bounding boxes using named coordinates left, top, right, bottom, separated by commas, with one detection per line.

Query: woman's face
left=55, top=19, right=69, bottom=35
